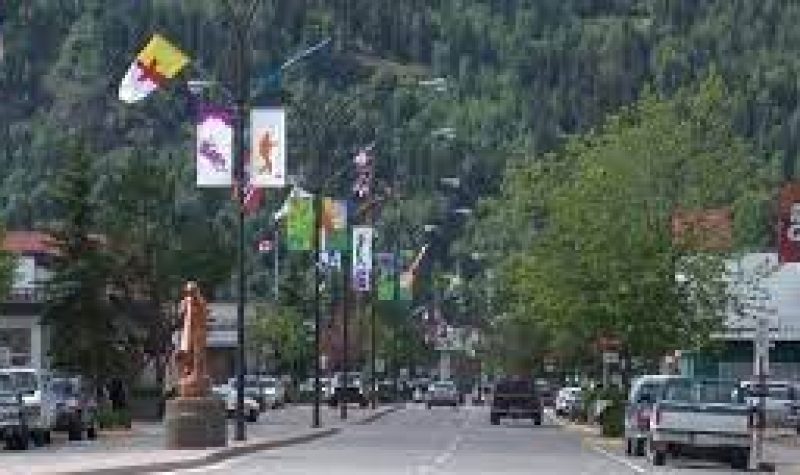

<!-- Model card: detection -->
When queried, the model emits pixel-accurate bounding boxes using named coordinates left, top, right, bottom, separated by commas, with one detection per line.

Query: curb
left=70, top=406, right=399, bottom=474
left=70, top=427, right=339, bottom=475
left=352, top=405, right=398, bottom=425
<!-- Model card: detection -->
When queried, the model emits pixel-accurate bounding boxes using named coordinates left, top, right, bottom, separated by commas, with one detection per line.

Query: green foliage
left=0, top=225, right=13, bottom=299
left=248, top=303, right=310, bottom=376
left=466, top=74, right=774, bottom=375
left=96, top=407, right=132, bottom=430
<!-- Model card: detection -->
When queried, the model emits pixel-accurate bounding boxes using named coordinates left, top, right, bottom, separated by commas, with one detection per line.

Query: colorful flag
left=287, top=197, right=314, bottom=251
left=118, top=34, right=189, bottom=103
left=352, top=226, right=374, bottom=292
left=397, top=249, right=415, bottom=301
left=352, top=145, right=375, bottom=198
left=320, top=198, right=349, bottom=251
left=257, top=239, right=273, bottom=253
left=376, top=253, right=396, bottom=301
left=250, top=108, right=286, bottom=188
left=196, top=105, right=233, bottom=187
left=232, top=147, right=263, bottom=215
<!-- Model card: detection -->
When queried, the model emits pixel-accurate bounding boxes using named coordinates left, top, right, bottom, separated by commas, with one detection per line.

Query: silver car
left=624, top=375, right=684, bottom=457
left=426, top=381, right=460, bottom=408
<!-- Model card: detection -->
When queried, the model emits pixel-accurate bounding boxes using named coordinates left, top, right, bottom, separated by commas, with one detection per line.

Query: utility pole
left=341, top=248, right=350, bottom=420
left=312, top=193, right=322, bottom=428
left=230, top=1, right=255, bottom=442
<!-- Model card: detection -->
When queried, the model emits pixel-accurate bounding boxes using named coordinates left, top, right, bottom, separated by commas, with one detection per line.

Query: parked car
left=212, top=385, right=259, bottom=422
left=0, top=368, right=57, bottom=446
left=624, top=375, right=684, bottom=457
left=0, top=373, right=29, bottom=451
left=52, top=375, right=97, bottom=441
left=426, top=380, right=460, bottom=408
left=258, top=377, right=286, bottom=409
left=412, top=378, right=432, bottom=403
left=648, top=378, right=752, bottom=470
left=490, top=378, right=542, bottom=426
left=740, top=380, right=794, bottom=428
left=330, top=372, right=368, bottom=408
left=555, top=387, right=582, bottom=418
left=535, top=379, right=557, bottom=407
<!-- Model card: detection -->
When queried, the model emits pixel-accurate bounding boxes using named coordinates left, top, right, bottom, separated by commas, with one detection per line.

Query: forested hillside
left=1, top=0, right=799, bottom=290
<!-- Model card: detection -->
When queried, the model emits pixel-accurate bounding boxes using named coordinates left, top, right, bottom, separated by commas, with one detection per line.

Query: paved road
left=166, top=404, right=639, bottom=474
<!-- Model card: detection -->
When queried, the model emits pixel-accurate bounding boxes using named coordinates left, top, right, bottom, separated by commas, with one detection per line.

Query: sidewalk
left=551, top=410, right=800, bottom=472
left=1, top=404, right=398, bottom=475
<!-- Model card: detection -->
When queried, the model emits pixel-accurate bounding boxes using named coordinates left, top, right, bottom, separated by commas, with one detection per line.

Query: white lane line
left=589, top=445, right=647, bottom=474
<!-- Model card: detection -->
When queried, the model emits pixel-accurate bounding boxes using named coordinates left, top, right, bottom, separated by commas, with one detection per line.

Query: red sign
left=779, top=183, right=800, bottom=263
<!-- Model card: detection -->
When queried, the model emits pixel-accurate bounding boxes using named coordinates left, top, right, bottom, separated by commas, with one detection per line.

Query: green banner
left=397, top=249, right=414, bottom=301
left=320, top=198, right=349, bottom=251
left=376, top=253, right=395, bottom=301
left=287, top=197, right=313, bottom=251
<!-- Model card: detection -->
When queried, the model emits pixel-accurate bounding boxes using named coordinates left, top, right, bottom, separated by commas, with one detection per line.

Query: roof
left=2, top=231, right=57, bottom=256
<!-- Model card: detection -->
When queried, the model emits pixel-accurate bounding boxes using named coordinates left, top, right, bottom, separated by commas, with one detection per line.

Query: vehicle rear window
left=664, top=380, right=742, bottom=404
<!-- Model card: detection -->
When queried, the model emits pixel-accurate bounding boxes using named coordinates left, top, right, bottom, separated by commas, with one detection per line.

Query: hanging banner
left=287, top=197, right=313, bottom=251
left=376, top=253, right=396, bottom=301
left=352, top=145, right=375, bottom=198
left=196, top=106, right=233, bottom=187
left=779, top=182, right=800, bottom=263
left=250, top=107, right=286, bottom=188
left=397, top=249, right=415, bottom=301
left=352, top=226, right=374, bottom=292
left=118, top=34, right=189, bottom=103
left=320, top=198, right=349, bottom=251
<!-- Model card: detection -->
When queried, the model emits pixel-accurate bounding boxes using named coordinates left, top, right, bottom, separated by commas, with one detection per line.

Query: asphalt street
left=165, top=404, right=642, bottom=475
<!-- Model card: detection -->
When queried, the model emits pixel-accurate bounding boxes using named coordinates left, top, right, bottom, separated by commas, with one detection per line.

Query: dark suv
left=490, top=379, right=542, bottom=426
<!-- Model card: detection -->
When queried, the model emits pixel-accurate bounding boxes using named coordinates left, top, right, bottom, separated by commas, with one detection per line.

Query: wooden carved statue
left=175, top=281, right=210, bottom=398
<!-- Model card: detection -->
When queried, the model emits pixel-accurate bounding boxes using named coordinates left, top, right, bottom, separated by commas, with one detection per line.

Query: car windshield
left=496, top=380, right=533, bottom=394
left=9, top=372, right=37, bottom=393
left=52, top=379, right=77, bottom=397
left=664, top=380, right=743, bottom=404
left=0, top=374, right=14, bottom=396
left=634, top=382, right=662, bottom=403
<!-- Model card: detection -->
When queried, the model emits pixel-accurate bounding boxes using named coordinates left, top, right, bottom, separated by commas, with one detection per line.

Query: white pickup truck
left=648, top=378, right=752, bottom=470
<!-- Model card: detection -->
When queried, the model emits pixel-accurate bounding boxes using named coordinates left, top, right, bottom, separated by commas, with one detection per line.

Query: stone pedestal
left=165, top=397, right=227, bottom=449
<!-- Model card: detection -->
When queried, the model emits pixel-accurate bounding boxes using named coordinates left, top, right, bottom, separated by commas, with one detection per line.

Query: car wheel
left=247, top=411, right=258, bottom=423
left=16, top=431, right=29, bottom=451
left=625, top=438, right=633, bottom=456
left=43, top=430, right=52, bottom=445
left=4, top=436, right=14, bottom=450
left=31, top=430, right=45, bottom=447
left=490, top=414, right=500, bottom=425
left=634, top=439, right=645, bottom=457
left=730, top=448, right=749, bottom=470
left=426, top=403, right=431, bottom=410
left=87, top=426, right=97, bottom=440
left=533, top=415, right=542, bottom=426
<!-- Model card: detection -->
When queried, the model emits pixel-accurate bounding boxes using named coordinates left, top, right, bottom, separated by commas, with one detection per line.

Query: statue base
left=165, top=397, right=227, bottom=449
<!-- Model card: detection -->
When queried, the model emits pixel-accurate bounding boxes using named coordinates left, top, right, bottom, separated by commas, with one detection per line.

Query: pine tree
left=42, top=139, right=128, bottom=385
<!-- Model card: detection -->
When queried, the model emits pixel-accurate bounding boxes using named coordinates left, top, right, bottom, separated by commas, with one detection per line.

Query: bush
left=600, top=401, right=624, bottom=437
left=96, top=408, right=132, bottom=429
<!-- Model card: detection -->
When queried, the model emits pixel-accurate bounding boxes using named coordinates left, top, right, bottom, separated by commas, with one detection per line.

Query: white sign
left=602, top=352, right=619, bottom=364
left=12, top=256, right=34, bottom=290
left=250, top=107, right=286, bottom=188
left=352, top=226, right=373, bottom=292
left=196, top=106, right=233, bottom=187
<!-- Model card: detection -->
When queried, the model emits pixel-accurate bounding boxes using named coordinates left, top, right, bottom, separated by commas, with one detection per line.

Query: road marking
left=589, top=444, right=647, bottom=474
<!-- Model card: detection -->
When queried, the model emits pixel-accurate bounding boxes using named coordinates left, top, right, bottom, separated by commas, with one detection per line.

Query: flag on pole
left=196, top=105, right=233, bottom=187
left=352, top=226, right=374, bottom=292
left=232, top=147, right=263, bottom=215
left=287, top=197, right=314, bottom=251
left=118, top=34, right=189, bottom=103
left=250, top=108, right=287, bottom=188
left=320, top=198, right=349, bottom=251
left=274, top=186, right=313, bottom=223
left=376, top=253, right=396, bottom=301
left=257, top=239, right=273, bottom=253
left=397, top=249, right=415, bottom=301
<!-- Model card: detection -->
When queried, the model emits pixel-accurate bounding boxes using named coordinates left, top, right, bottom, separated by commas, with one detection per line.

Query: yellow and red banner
left=118, top=34, right=189, bottom=103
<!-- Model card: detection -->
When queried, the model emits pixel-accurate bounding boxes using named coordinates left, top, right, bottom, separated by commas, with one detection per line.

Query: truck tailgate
left=657, top=402, right=750, bottom=435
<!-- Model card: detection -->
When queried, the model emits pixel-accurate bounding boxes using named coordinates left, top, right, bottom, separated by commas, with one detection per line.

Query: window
left=0, top=328, right=31, bottom=367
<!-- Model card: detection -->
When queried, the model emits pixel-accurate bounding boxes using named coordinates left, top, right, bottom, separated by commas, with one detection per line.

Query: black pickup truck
left=490, top=379, right=543, bottom=426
